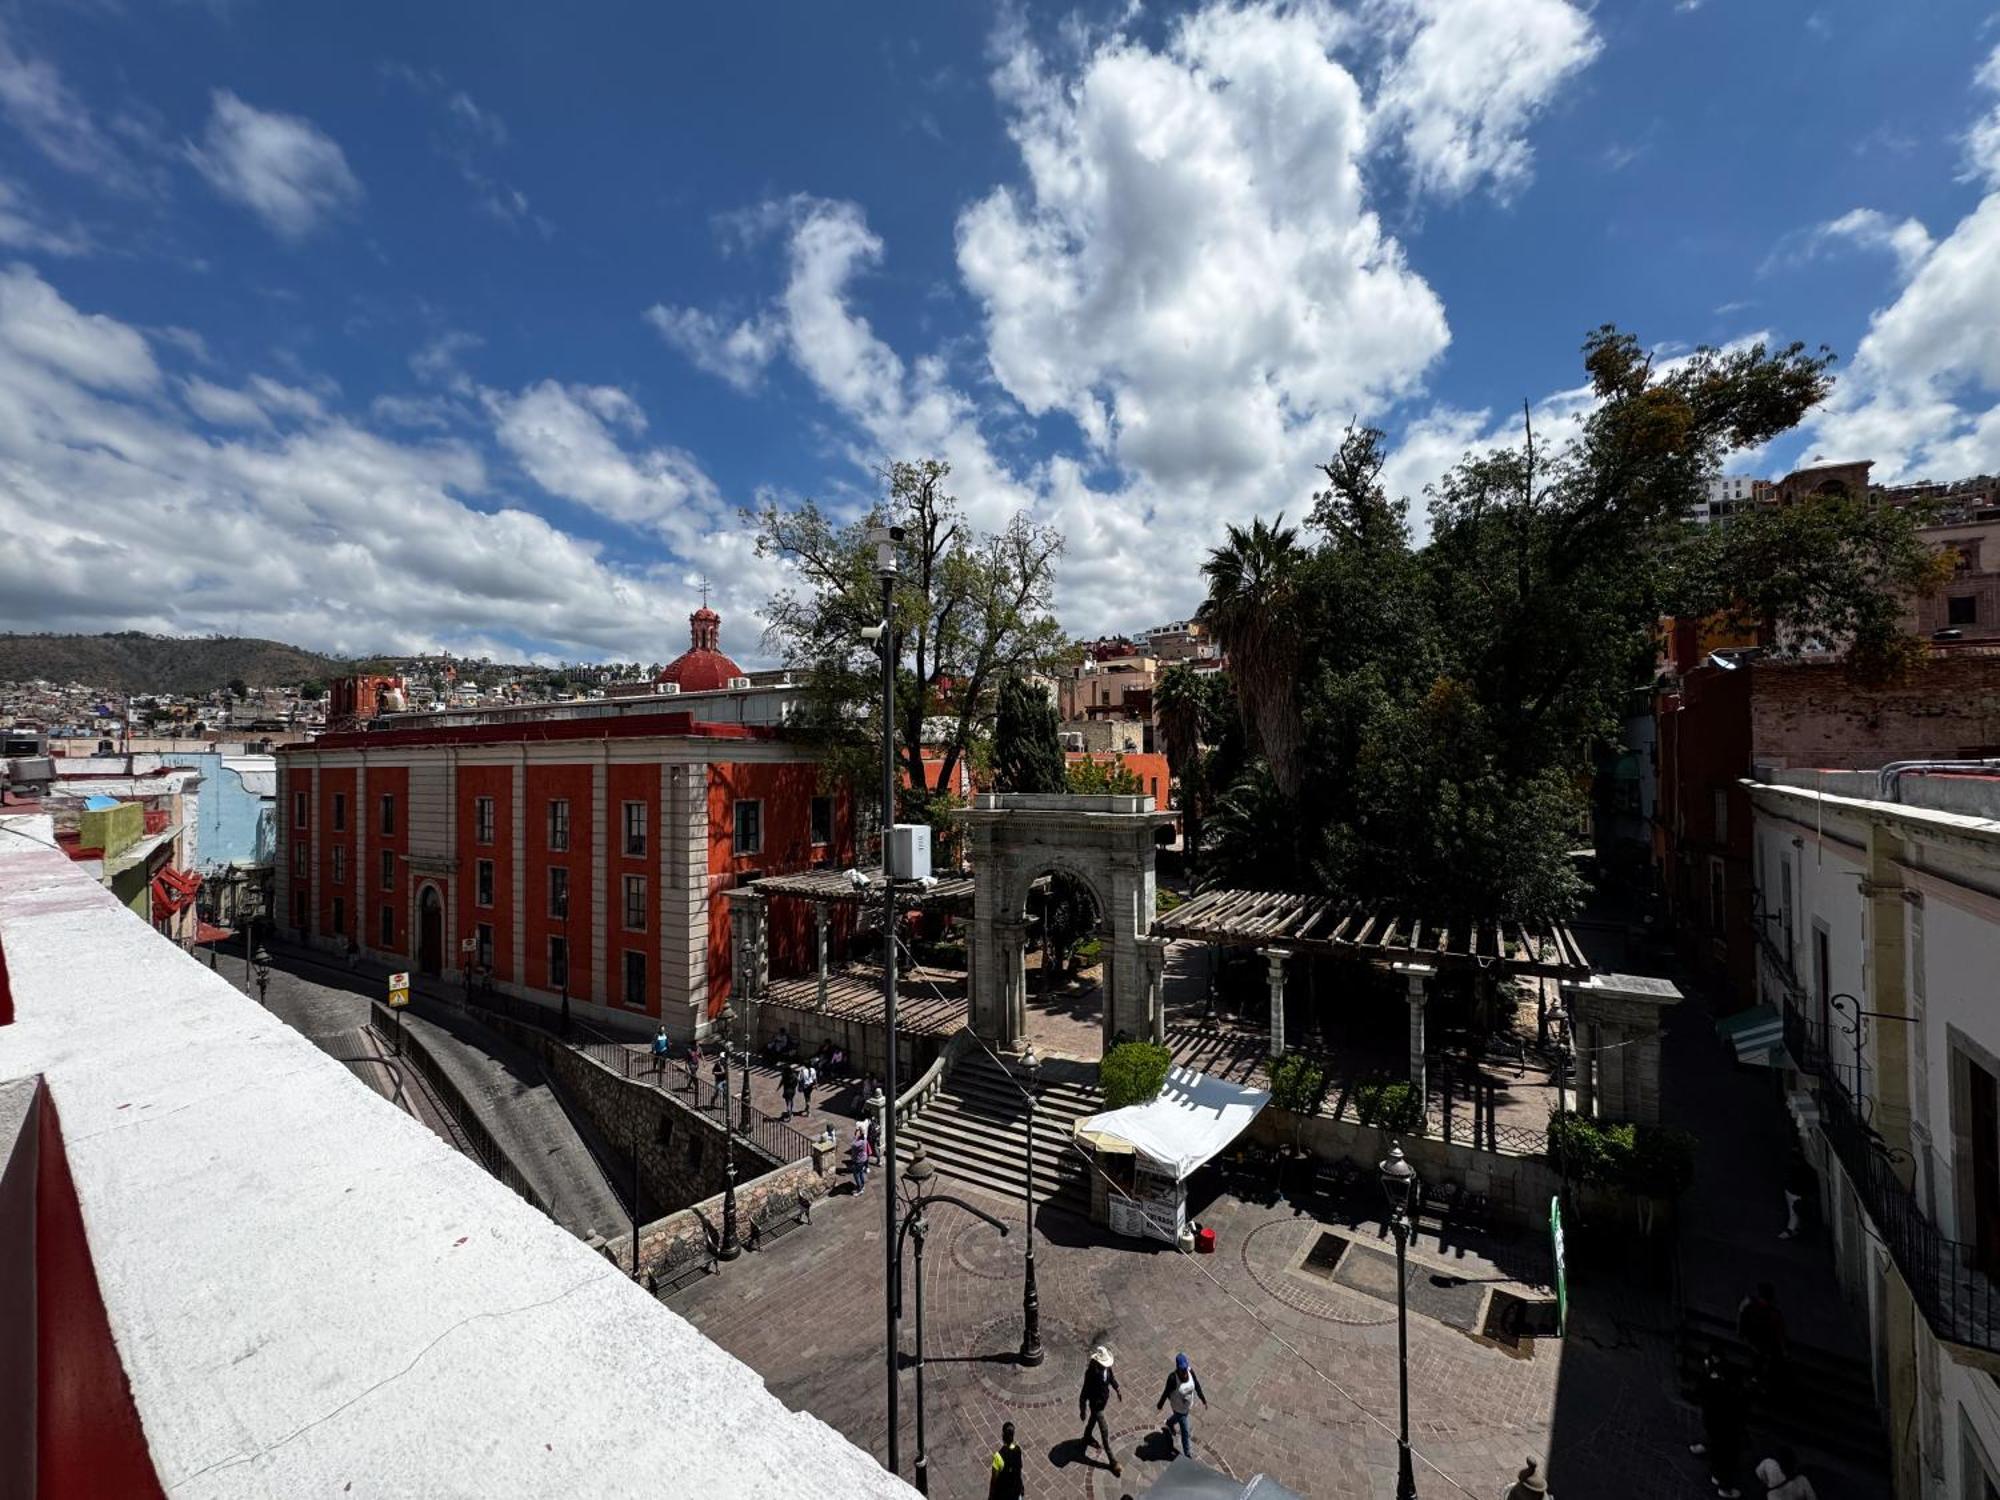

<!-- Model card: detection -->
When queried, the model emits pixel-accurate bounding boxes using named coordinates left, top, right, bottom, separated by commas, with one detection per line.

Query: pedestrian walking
left=651, top=1026, right=671, bottom=1080
left=1737, top=1283, right=1788, bottom=1392
left=798, top=1060, right=817, bottom=1114
left=780, top=1059, right=799, bottom=1120
left=1502, top=1455, right=1549, bottom=1498
left=1078, top=1345, right=1123, bottom=1476
left=1779, top=1149, right=1813, bottom=1240
left=1154, top=1353, right=1207, bottom=1459
left=710, top=1053, right=728, bottom=1112
left=1689, top=1354, right=1746, bottom=1497
left=988, top=1419, right=1025, bottom=1500
left=849, top=1123, right=871, bottom=1194
left=1754, top=1445, right=1815, bottom=1500
left=684, top=1039, right=702, bottom=1094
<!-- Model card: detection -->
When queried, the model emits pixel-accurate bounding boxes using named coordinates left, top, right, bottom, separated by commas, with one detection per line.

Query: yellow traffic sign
left=388, top=970, right=410, bottom=1008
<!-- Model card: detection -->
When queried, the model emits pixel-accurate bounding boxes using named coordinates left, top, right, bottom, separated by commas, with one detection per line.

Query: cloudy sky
left=0, top=1, right=1994, bottom=665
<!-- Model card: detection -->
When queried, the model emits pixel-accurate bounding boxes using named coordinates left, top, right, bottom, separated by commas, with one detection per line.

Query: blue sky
left=0, top=0, right=1996, bottom=665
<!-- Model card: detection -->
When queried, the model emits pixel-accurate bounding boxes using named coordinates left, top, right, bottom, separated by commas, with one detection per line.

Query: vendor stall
left=1073, top=1067, right=1271, bottom=1244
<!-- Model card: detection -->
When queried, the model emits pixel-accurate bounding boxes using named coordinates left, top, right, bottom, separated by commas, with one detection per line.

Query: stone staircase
left=1675, top=1307, right=1890, bottom=1472
left=899, top=1048, right=1100, bottom=1216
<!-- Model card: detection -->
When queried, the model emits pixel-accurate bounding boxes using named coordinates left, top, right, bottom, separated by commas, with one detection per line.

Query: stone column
left=1260, top=948, right=1290, bottom=1058
left=726, top=888, right=768, bottom=1043
left=1565, top=973, right=1682, bottom=1124
left=996, top=917, right=1027, bottom=1049
left=1863, top=825, right=1916, bottom=1189
left=1396, top=962, right=1435, bottom=1111
left=814, top=900, right=830, bottom=1011
left=663, top=762, right=711, bottom=1040
left=1138, top=936, right=1170, bottom=1046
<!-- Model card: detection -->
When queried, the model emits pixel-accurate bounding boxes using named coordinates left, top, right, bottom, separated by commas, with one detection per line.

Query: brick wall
left=1750, top=656, right=2000, bottom=768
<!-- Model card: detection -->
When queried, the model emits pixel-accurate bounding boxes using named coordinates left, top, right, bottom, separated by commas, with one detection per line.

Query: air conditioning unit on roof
left=658, top=682, right=680, bottom=694
left=728, top=676, right=752, bottom=690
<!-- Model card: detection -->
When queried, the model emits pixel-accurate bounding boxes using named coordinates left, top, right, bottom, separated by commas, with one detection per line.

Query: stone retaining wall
left=605, top=1150, right=835, bottom=1282
left=752, top=1004, right=941, bottom=1086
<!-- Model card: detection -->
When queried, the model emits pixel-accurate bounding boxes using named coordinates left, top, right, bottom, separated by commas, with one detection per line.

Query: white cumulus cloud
left=188, top=90, right=362, bottom=241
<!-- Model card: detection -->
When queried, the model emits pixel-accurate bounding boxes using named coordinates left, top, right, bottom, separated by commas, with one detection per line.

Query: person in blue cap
left=1154, top=1352, right=1207, bottom=1459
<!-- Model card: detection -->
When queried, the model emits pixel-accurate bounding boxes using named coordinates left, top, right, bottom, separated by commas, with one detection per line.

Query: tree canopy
left=1198, top=327, right=1944, bottom=924
left=750, top=459, right=1072, bottom=831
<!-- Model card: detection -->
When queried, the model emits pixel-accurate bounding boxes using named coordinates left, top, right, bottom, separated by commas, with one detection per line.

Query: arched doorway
left=1019, top=863, right=1110, bottom=1060
left=958, top=793, right=1175, bottom=1052
left=417, top=884, right=443, bottom=976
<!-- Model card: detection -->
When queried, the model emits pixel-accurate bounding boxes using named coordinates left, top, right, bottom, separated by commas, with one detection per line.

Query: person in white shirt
left=1754, top=1447, right=1815, bottom=1500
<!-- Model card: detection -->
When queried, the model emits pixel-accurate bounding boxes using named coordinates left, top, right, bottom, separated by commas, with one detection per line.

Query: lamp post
left=718, top=1006, right=742, bottom=1261
left=252, top=945, right=271, bottom=1007
left=1018, top=1044, right=1044, bottom=1367
left=1379, top=1143, right=1419, bottom=1500
left=898, top=1142, right=1008, bottom=1495
left=558, top=883, right=571, bottom=1040
left=868, top=519, right=906, bottom=1476
left=740, top=1031, right=754, bottom=1135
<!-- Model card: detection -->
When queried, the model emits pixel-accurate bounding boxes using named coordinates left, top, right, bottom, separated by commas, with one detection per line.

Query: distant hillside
left=0, top=633, right=353, bottom=694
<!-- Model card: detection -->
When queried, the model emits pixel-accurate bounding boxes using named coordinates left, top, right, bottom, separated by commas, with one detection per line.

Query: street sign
left=460, top=936, right=477, bottom=953
left=1549, top=1195, right=1567, bottom=1336
left=388, top=971, right=410, bottom=1009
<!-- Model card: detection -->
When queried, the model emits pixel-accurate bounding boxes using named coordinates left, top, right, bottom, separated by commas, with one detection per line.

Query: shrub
left=1100, top=1040, right=1172, bottom=1109
left=1266, top=1053, right=1327, bottom=1117
left=1547, top=1112, right=1695, bottom=1195
left=1354, top=1079, right=1423, bottom=1132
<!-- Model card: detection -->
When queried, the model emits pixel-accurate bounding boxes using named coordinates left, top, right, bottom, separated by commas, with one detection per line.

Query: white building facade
left=1747, top=766, right=2000, bottom=1499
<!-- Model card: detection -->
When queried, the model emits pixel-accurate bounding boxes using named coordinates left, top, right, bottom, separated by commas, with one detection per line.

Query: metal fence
left=1816, top=1047, right=2000, bottom=1352
left=570, top=1038, right=815, bottom=1168
left=371, top=1000, right=553, bottom=1218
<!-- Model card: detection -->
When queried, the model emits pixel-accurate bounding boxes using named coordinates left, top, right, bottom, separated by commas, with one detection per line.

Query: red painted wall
left=456, top=764, right=514, bottom=983
left=316, top=768, right=356, bottom=946
left=35, top=1085, right=168, bottom=1499
left=523, top=764, right=594, bottom=1002
left=370, top=765, right=409, bottom=956
left=608, top=763, right=658, bottom=1016
left=706, top=764, right=852, bottom=1009
left=280, top=765, right=312, bottom=935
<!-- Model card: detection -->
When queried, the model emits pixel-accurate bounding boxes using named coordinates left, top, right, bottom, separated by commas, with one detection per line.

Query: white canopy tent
left=1074, top=1067, right=1272, bottom=1181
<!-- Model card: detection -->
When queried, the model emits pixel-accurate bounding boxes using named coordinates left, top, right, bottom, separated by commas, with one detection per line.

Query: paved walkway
left=677, top=1177, right=1564, bottom=1500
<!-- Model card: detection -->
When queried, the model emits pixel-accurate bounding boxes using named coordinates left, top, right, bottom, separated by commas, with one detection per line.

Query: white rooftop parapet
left=0, top=819, right=914, bottom=1499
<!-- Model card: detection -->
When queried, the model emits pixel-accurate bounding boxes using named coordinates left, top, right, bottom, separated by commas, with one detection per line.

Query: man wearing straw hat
left=1078, top=1344, right=1124, bottom=1477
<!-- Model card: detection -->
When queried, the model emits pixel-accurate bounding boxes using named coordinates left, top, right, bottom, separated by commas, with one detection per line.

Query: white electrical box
left=886, top=823, right=932, bottom=881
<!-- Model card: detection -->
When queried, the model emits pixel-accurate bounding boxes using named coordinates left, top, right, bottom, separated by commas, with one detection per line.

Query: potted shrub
left=1099, top=1040, right=1171, bottom=1110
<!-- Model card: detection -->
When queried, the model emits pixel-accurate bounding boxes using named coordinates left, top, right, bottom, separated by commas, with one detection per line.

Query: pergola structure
left=1152, top=888, right=1592, bottom=1105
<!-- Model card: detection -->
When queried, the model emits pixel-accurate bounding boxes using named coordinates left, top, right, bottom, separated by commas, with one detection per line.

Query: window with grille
left=332, top=845, right=347, bottom=886
left=624, top=874, right=646, bottom=931
left=293, top=843, right=308, bottom=877
left=476, top=922, right=493, bottom=967
left=331, top=793, right=346, bottom=831
left=380, top=850, right=395, bottom=891
left=733, top=799, right=762, bottom=856
left=548, top=799, right=570, bottom=851
left=476, top=859, right=494, bottom=907
left=810, top=796, right=832, bottom=847
left=380, top=794, right=396, bottom=836
left=623, top=801, right=647, bottom=857
left=474, top=797, right=495, bottom=845
left=549, top=866, right=568, bottom=919
left=624, top=950, right=646, bottom=1008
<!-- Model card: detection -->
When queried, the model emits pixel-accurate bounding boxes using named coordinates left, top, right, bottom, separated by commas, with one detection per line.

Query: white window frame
left=548, top=866, right=569, bottom=919
left=380, top=793, right=396, bottom=836
left=331, top=845, right=347, bottom=887
left=548, top=798, right=570, bottom=852
left=623, top=801, right=647, bottom=858
left=809, top=795, right=833, bottom=848
left=293, top=790, right=308, bottom=828
left=623, top=873, right=646, bottom=932
left=474, top=796, right=496, bottom=845
left=476, top=858, right=494, bottom=909
left=331, top=792, right=346, bottom=832
left=379, top=849, right=396, bottom=892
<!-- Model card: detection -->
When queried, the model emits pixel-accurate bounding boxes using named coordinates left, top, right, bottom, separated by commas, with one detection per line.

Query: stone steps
left=898, top=1050, right=1101, bottom=1212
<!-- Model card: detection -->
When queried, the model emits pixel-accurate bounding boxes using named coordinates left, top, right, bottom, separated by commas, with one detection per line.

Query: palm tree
left=1198, top=515, right=1306, bottom=800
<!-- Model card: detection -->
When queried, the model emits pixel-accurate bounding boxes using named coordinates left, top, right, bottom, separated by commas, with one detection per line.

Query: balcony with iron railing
left=1772, top=975, right=2000, bottom=1360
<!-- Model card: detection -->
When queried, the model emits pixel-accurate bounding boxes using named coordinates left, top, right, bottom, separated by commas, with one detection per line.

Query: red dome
left=658, top=606, right=743, bottom=692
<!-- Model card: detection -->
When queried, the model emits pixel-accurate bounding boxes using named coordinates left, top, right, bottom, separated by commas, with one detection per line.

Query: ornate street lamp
left=252, top=945, right=272, bottom=1007
left=897, top=1141, right=1006, bottom=1495
left=1019, top=1044, right=1045, bottom=1367
left=1379, top=1143, right=1420, bottom=1500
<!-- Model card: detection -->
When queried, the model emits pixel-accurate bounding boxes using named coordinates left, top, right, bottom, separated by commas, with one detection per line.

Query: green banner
left=1550, top=1195, right=1567, bottom=1336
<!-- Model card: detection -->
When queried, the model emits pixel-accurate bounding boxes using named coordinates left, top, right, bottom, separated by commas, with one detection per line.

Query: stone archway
left=956, top=793, right=1176, bottom=1053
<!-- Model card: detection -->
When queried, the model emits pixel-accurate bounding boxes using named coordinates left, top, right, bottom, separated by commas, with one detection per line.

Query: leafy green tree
left=750, top=459, right=1072, bottom=825
left=1065, top=755, right=1142, bottom=795
left=297, top=680, right=326, bottom=702
left=992, top=674, right=1067, bottom=793
left=227, top=677, right=248, bottom=700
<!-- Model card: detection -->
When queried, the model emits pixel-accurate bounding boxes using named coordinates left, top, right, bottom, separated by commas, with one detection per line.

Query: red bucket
left=1195, top=1225, right=1216, bottom=1254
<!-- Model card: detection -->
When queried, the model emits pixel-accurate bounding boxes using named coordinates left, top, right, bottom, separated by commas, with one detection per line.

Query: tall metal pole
left=873, top=530, right=904, bottom=1479
left=911, top=1211, right=930, bottom=1495
left=720, top=1008, right=741, bottom=1260
left=630, top=1117, right=641, bottom=1278
left=244, top=907, right=253, bottom=986
left=1020, top=1075, right=1043, bottom=1365
left=1391, top=1204, right=1417, bottom=1500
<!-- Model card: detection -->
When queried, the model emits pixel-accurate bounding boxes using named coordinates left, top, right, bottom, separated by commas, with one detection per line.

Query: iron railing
left=571, top=1039, right=814, bottom=1168
left=1782, top=996, right=2000, bottom=1354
